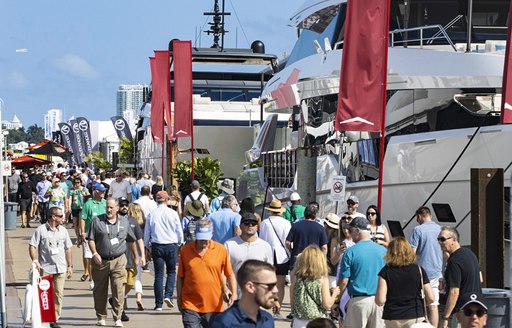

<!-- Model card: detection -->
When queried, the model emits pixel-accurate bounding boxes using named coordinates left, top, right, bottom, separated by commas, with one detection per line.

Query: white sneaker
left=96, top=319, right=106, bottom=326
left=89, top=281, right=95, bottom=290
left=164, top=298, right=175, bottom=308
left=114, top=319, right=123, bottom=327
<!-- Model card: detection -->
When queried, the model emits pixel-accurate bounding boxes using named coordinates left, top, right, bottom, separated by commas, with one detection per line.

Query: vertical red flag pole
left=377, top=1, right=391, bottom=211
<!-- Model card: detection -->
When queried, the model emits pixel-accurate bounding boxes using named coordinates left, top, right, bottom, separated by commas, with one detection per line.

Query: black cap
left=240, top=212, right=257, bottom=224
left=118, top=197, right=129, bottom=205
left=458, top=292, right=488, bottom=311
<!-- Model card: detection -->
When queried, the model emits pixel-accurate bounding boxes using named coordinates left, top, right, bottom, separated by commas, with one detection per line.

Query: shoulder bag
left=410, top=265, right=435, bottom=328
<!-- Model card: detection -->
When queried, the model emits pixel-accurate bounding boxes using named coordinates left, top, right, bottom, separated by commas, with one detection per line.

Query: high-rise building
left=44, top=109, right=63, bottom=139
left=116, top=84, right=148, bottom=119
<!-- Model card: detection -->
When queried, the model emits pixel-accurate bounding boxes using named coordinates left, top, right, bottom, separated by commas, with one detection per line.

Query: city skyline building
left=44, top=109, right=63, bottom=139
left=116, top=84, right=148, bottom=119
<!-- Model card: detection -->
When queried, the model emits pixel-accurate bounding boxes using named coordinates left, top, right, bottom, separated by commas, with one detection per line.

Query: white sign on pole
left=330, top=175, right=346, bottom=202
left=1, top=161, right=11, bottom=176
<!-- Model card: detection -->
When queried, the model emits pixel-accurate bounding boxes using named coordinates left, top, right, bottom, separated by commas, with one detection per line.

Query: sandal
left=80, top=274, right=89, bottom=282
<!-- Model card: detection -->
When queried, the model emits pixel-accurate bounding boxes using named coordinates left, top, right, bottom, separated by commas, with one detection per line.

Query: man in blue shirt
left=338, top=216, right=386, bottom=328
left=207, top=195, right=241, bottom=244
left=210, top=260, right=276, bottom=328
left=409, top=206, right=443, bottom=327
left=285, top=204, right=328, bottom=270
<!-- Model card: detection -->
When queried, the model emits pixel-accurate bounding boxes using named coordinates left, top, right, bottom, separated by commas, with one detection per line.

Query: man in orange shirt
left=177, top=219, right=237, bottom=328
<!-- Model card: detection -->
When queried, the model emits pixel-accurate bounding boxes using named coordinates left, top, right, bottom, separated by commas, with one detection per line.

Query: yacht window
left=298, top=5, right=340, bottom=34
left=453, top=93, right=501, bottom=115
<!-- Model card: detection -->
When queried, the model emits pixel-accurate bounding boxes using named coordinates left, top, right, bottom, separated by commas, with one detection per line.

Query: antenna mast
left=203, top=0, right=230, bottom=49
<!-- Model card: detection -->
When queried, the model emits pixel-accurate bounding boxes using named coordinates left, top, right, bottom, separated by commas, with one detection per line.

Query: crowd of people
left=21, top=163, right=489, bottom=328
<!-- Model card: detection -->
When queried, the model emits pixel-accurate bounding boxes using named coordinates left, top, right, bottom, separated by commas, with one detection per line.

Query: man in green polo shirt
left=80, top=183, right=107, bottom=288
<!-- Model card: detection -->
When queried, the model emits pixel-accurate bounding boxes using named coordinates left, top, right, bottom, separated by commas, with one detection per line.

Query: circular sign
left=72, top=123, right=80, bottom=133
left=114, top=119, right=125, bottom=131
left=61, top=125, right=70, bottom=135
left=333, top=181, right=343, bottom=193
left=78, top=120, right=88, bottom=131
left=39, top=279, right=51, bottom=291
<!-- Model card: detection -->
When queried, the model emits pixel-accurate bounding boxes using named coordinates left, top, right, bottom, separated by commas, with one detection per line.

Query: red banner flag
left=335, top=0, right=390, bottom=132
left=38, top=275, right=56, bottom=323
left=501, top=5, right=512, bottom=124
left=150, top=57, right=164, bottom=142
left=155, top=51, right=173, bottom=132
left=173, top=40, right=193, bottom=138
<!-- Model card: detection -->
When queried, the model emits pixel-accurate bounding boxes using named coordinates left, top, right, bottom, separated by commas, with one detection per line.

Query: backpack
left=184, top=215, right=202, bottom=243
left=187, top=192, right=206, bottom=212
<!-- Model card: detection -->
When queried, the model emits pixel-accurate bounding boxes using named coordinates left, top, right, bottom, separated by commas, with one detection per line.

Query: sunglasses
left=437, top=236, right=453, bottom=242
left=347, top=201, right=356, bottom=205
left=367, top=212, right=377, bottom=216
left=53, top=214, right=64, bottom=218
left=242, top=220, right=258, bottom=227
left=463, top=308, right=487, bottom=318
left=252, top=281, right=277, bottom=290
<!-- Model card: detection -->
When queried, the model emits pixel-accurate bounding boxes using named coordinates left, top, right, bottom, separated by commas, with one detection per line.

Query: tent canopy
left=26, top=140, right=71, bottom=157
left=12, top=155, right=53, bottom=169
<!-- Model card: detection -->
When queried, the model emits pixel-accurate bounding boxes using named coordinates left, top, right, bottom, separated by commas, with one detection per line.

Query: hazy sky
left=0, top=0, right=298, bottom=127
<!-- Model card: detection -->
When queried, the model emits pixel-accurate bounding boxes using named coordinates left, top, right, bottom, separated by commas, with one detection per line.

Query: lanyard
left=106, top=219, right=120, bottom=237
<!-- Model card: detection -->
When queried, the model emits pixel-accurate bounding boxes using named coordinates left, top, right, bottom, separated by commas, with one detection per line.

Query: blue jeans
left=181, top=309, right=217, bottom=328
left=151, top=243, right=178, bottom=307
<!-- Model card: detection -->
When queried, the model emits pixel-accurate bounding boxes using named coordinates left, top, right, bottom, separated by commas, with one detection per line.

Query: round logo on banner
left=72, top=123, right=80, bottom=133
left=114, top=119, right=125, bottom=131
left=78, top=120, right=88, bottom=131
left=61, top=125, right=70, bottom=135
left=39, top=279, right=51, bottom=291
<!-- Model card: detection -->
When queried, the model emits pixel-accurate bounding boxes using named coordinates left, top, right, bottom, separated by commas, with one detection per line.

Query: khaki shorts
left=125, top=268, right=137, bottom=287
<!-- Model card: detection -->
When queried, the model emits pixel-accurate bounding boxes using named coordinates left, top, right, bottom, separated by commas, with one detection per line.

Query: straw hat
left=325, top=213, right=340, bottom=229
left=265, top=199, right=286, bottom=213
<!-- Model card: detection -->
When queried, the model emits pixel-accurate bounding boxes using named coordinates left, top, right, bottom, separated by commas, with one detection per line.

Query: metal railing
left=262, top=149, right=297, bottom=188
left=390, top=24, right=457, bottom=51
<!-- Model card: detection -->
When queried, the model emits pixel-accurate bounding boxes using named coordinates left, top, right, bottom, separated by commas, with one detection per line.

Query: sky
left=0, top=0, right=299, bottom=127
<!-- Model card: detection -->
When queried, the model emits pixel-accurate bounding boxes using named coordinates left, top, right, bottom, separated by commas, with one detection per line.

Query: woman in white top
left=366, top=205, right=390, bottom=247
left=259, top=199, right=291, bottom=318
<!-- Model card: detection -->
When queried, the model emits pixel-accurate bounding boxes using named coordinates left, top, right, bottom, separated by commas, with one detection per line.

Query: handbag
left=411, top=265, right=435, bottom=328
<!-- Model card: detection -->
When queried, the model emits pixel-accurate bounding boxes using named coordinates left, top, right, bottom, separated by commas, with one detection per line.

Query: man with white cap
left=342, top=195, right=364, bottom=219
left=283, top=192, right=305, bottom=223
left=144, top=190, right=183, bottom=310
left=455, top=292, right=488, bottom=328
left=177, top=220, right=236, bottom=327
left=208, top=178, right=235, bottom=215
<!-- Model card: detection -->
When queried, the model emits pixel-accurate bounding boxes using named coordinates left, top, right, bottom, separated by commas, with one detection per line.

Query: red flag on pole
left=149, top=57, right=164, bottom=142
left=173, top=40, right=193, bottom=138
left=501, top=5, right=512, bottom=124
left=155, top=51, right=173, bottom=133
left=335, top=0, right=390, bottom=133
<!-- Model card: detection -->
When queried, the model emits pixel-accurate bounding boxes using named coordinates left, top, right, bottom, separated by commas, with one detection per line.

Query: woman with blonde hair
left=291, top=245, right=340, bottom=328
left=376, top=237, right=435, bottom=328
left=127, top=202, right=146, bottom=310
left=151, top=175, right=166, bottom=200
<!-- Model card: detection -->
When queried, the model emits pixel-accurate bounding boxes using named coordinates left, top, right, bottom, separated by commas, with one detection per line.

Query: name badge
left=51, top=248, right=60, bottom=255
left=110, top=238, right=119, bottom=245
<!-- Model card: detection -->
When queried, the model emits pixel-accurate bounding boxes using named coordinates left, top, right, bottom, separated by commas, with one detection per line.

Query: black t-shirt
left=17, top=181, right=36, bottom=199
left=379, top=264, right=429, bottom=320
left=286, top=220, right=328, bottom=268
left=444, top=247, right=482, bottom=313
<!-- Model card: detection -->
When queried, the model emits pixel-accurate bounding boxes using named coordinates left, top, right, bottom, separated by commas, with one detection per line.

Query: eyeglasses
left=252, top=281, right=277, bottom=291
left=53, top=214, right=64, bottom=218
left=367, top=212, right=377, bottom=216
left=242, top=220, right=258, bottom=227
left=120, top=204, right=129, bottom=207
left=463, top=308, right=487, bottom=318
left=437, top=236, right=453, bottom=242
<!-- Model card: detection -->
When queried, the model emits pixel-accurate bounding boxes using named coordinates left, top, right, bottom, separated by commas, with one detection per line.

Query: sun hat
left=186, top=200, right=205, bottom=217
left=217, top=179, right=235, bottom=195
left=265, top=199, right=286, bottom=213
left=290, top=192, right=301, bottom=201
left=325, top=213, right=340, bottom=229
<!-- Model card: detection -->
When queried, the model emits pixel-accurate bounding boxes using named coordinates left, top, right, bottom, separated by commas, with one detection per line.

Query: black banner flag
left=110, top=116, right=133, bottom=142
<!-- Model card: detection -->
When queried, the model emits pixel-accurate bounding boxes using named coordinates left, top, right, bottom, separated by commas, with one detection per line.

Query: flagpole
left=191, top=114, right=195, bottom=181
